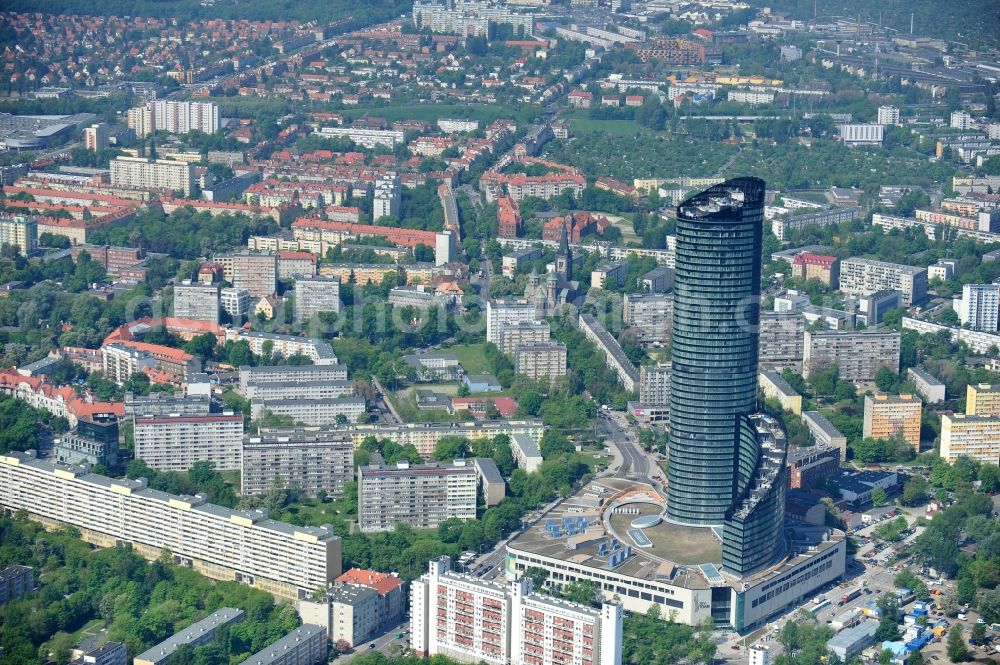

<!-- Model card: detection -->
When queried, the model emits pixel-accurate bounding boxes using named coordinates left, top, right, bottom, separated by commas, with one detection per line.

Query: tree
left=875, top=594, right=900, bottom=641
left=947, top=624, right=968, bottom=662
left=979, top=588, right=1000, bottom=624
left=559, top=580, right=599, bottom=607
left=971, top=621, right=987, bottom=645
left=978, top=464, right=1000, bottom=493
left=875, top=367, right=898, bottom=392
left=872, top=487, right=888, bottom=507
left=523, top=567, right=549, bottom=591
left=902, top=475, right=930, bottom=506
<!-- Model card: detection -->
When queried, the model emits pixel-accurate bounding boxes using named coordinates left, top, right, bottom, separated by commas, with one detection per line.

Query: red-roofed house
left=451, top=396, right=518, bottom=419
left=791, top=253, right=840, bottom=287
left=0, top=368, right=123, bottom=428
left=497, top=195, right=522, bottom=238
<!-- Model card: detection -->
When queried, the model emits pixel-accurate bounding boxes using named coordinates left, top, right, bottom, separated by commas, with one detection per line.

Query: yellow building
left=966, top=383, right=1000, bottom=417
left=863, top=394, right=922, bottom=450
left=254, top=294, right=279, bottom=320
left=940, top=414, right=1000, bottom=464
left=758, top=370, right=803, bottom=415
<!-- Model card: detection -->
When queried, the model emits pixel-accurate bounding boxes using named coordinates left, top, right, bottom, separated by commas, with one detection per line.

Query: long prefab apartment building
left=0, top=450, right=342, bottom=600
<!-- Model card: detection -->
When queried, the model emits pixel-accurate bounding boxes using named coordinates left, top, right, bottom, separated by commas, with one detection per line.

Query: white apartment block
left=906, top=367, right=946, bottom=404
left=438, top=119, right=479, bottom=133
left=0, top=450, right=342, bottom=600
left=950, top=111, right=973, bottom=130
left=373, top=173, right=401, bottom=221
left=728, top=90, right=774, bottom=105
left=803, top=330, right=901, bottom=383
left=358, top=460, right=477, bottom=532
left=510, top=433, right=543, bottom=474
left=228, top=330, right=339, bottom=364
left=236, top=624, right=328, bottom=665
left=285, top=420, right=544, bottom=458
left=250, top=397, right=366, bottom=426
left=242, top=429, right=354, bottom=497
left=101, top=342, right=155, bottom=384
left=839, top=258, right=928, bottom=306
left=940, top=414, right=1000, bottom=464
left=498, top=320, right=551, bottom=355
left=172, top=280, right=220, bottom=323
left=135, top=608, right=244, bottom=665
left=239, top=364, right=349, bottom=393
left=839, top=123, right=884, bottom=145
left=955, top=283, right=1000, bottom=331
left=623, top=293, right=672, bottom=346
left=902, top=317, right=1000, bottom=355
left=579, top=313, right=638, bottom=392
left=134, top=413, right=244, bottom=472
left=486, top=300, right=542, bottom=345
left=318, top=126, right=404, bottom=149
left=128, top=100, right=220, bottom=137
left=515, top=341, right=567, bottom=383
left=244, top=379, right=354, bottom=403
left=639, top=363, right=670, bottom=406
left=877, top=106, right=900, bottom=125
left=110, top=157, right=195, bottom=195
left=591, top=261, right=628, bottom=290
left=295, top=275, right=341, bottom=322
left=770, top=207, right=861, bottom=241
left=221, top=287, right=252, bottom=320
left=410, top=557, right=623, bottom=665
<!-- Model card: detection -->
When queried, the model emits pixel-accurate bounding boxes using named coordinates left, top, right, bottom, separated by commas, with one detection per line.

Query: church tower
left=555, top=222, right=572, bottom=282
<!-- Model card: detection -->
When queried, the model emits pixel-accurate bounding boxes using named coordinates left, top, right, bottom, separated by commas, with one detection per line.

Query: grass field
left=565, top=112, right=644, bottom=137
left=447, top=342, right=492, bottom=375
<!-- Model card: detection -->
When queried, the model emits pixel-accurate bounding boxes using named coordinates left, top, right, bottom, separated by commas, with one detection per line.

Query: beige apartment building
left=940, top=414, right=1000, bottom=464
left=863, top=394, right=922, bottom=450
left=0, top=451, right=342, bottom=600
left=358, top=460, right=477, bottom=533
left=514, top=340, right=567, bottom=383
left=110, top=156, right=195, bottom=195
left=966, top=383, right=1000, bottom=417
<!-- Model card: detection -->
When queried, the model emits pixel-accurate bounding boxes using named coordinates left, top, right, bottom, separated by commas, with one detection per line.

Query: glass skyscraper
left=667, top=177, right=766, bottom=525
left=665, top=176, right=787, bottom=577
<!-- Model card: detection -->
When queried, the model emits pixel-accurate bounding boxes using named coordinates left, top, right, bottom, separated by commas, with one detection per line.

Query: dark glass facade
left=667, top=177, right=765, bottom=525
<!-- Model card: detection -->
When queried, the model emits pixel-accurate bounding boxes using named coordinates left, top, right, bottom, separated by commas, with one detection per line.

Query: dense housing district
left=0, top=0, right=1000, bottom=665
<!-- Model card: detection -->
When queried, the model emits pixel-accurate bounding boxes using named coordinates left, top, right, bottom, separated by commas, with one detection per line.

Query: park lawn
left=277, top=496, right=355, bottom=527
left=573, top=451, right=614, bottom=471
left=446, top=343, right=492, bottom=375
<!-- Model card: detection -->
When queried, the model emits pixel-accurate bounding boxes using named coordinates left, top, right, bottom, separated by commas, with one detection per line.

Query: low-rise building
left=907, top=367, right=945, bottom=404
left=358, top=460, right=478, bottom=532
left=786, top=445, right=841, bottom=490
left=239, top=363, right=348, bottom=392
left=827, top=620, right=878, bottom=662
left=791, top=253, right=839, bottom=287
left=510, top=433, right=543, bottom=474
left=68, top=641, right=126, bottom=665
left=242, top=429, right=354, bottom=497
left=856, top=290, right=901, bottom=327
left=473, top=457, right=506, bottom=506
left=134, top=608, right=245, bottom=665
left=298, top=568, right=406, bottom=648
left=863, top=394, right=922, bottom=450
left=53, top=414, right=120, bottom=468
left=134, top=413, right=244, bottom=472
left=502, top=247, right=542, bottom=277
left=220, top=287, right=252, bottom=320
left=802, top=411, right=847, bottom=461
left=641, top=266, right=673, bottom=293
left=0, top=565, right=33, bottom=605
left=591, top=261, right=628, bottom=290
left=759, top=370, right=802, bottom=415
left=236, top=624, right=327, bottom=665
